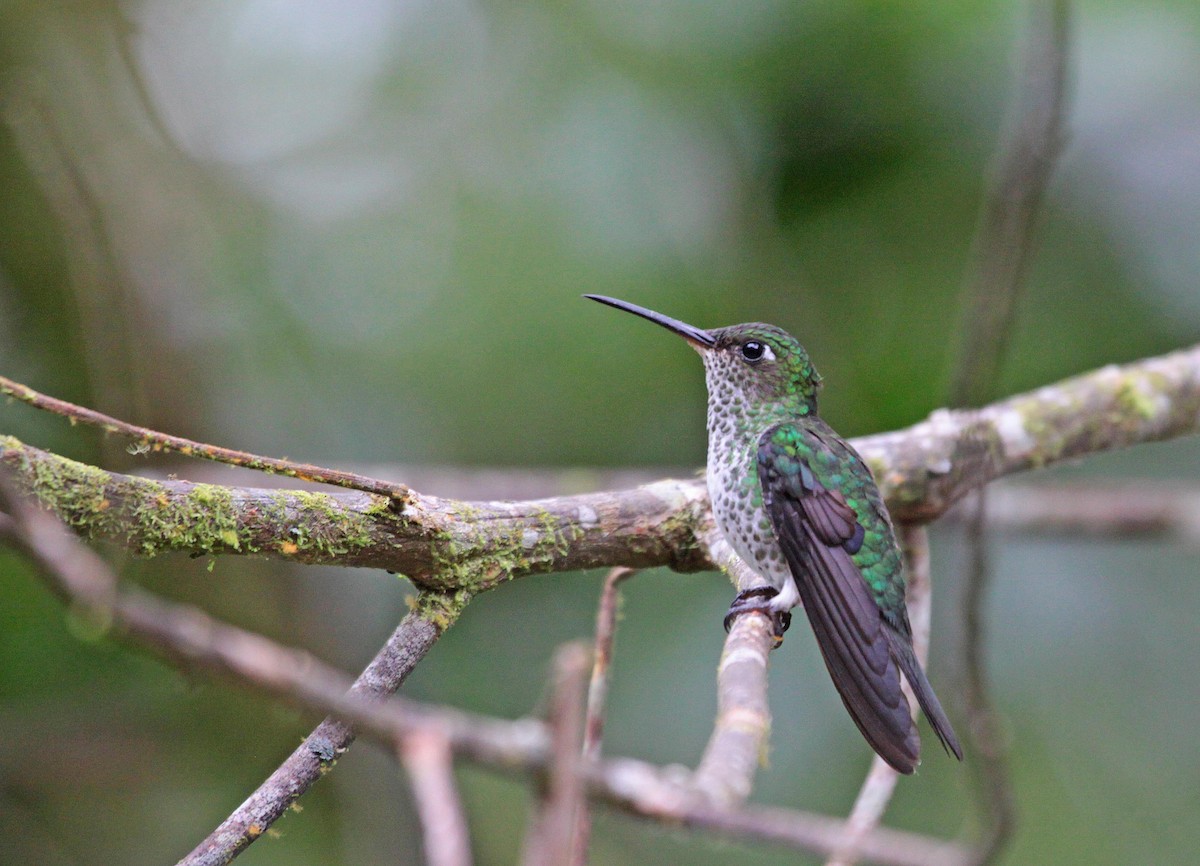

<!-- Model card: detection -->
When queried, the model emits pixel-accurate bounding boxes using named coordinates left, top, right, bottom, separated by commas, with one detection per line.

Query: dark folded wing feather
left=758, top=427, right=919, bottom=773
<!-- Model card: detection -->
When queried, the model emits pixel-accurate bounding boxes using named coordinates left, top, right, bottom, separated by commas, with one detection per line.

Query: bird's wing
left=757, top=422, right=919, bottom=773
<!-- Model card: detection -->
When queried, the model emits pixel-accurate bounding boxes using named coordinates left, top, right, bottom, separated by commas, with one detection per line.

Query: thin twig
left=582, top=568, right=638, bottom=763
left=521, top=643, right=590, bottom=866
left=400, top=731, right=474, bottom=866
left=0, top=373, right=411, bottom=501
left=827, top=526, right=934, bottom=866
left=572, top=567, right=637, bottom=866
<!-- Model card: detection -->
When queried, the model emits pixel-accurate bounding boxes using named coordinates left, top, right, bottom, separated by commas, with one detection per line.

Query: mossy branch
left=3, top=343, right=1199, bottom=589
left=0, top=434, right=711, bottom=590
left=1, top=343, right=1197, bottom=587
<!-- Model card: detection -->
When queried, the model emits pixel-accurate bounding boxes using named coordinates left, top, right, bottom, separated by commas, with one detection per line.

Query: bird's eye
left=741, top=340, right=766, bottom=362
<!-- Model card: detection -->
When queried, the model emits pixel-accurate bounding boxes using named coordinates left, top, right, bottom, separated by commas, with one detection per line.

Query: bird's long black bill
left=584, top=294, right=716, bottom=348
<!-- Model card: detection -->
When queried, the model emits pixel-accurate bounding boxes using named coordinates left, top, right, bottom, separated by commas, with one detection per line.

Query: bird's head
left=585, top=295, right=821, bottom=415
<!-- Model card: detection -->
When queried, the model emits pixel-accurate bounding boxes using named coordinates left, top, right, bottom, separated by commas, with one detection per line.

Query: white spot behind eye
left=761, top=344, right=776, bottom=361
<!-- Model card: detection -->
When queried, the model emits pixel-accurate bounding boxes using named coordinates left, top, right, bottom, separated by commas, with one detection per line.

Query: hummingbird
left=586, top=294, right=962, bottom=773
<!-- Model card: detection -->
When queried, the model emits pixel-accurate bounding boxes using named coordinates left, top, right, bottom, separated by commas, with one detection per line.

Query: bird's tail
left=885, top=629, right=964, bottom=761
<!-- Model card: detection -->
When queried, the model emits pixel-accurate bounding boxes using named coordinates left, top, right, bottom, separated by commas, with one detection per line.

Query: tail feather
left=885, top=628, right=964, bottom=761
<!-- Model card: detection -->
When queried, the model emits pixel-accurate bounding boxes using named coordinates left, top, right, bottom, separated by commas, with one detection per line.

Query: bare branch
left=522, top=643, right=591, bottom=866
left=400, top=731, right=474, bottom=866
left=946, top=482, right=1200, bottom=544
left=689, top=528, right=776, bottom=806
left=175, top=604, right=461, bottom=866
left=604, top=782, right=970, bottom=866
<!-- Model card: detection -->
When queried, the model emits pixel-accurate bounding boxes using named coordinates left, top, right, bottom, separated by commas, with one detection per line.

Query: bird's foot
left=723, top=587, right=792, bottom=649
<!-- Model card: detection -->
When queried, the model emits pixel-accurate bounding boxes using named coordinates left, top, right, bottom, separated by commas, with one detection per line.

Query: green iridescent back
left=762, top=420, right=909, bottom=622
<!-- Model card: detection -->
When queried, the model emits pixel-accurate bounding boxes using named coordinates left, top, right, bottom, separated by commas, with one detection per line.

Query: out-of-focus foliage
left=1, top=3, right=1197, bottom=865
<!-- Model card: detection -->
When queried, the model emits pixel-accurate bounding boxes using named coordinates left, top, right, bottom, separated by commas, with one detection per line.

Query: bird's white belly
left=706, top=446, right=801, bottom=611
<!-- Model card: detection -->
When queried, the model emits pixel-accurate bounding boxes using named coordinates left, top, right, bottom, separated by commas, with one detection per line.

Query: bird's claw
left=723, top=587, right=792, bottom=649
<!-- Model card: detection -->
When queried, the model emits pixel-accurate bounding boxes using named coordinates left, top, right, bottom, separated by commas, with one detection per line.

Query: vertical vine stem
left=961, top=492, right=1016, bottom=866
left=947, top=2, right=1071, bottom=861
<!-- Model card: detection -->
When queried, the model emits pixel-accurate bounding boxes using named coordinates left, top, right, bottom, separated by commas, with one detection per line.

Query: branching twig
left=175, top=606, right=460, bottom=863
left=7, top=8, right=1182, bottom=866
left=0, top=471, right=465, bottom=866
left=0, top=373, right=412, bottom=501
left=175, top=602, right=463, bottom=866
left=6, top=337, right=1196, bottom=863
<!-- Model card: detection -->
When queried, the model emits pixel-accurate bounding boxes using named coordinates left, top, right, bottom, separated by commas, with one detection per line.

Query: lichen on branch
left=3, top=342, right=1200, bottom=589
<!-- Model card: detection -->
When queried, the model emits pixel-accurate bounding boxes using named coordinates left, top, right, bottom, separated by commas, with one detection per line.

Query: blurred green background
left=2, top=2, right=1198, bottom=864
